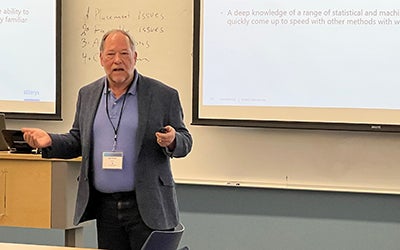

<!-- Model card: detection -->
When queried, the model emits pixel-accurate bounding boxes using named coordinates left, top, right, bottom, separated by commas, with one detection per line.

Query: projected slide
left=195, top=0, right=400, bottom=129
left=0, top=0, right=59, bottom=118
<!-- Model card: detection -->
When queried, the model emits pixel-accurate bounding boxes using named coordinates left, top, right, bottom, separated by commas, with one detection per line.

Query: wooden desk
left=0, top=152, right=82, bottom=246
left=0, top=242, right=97, bottom=250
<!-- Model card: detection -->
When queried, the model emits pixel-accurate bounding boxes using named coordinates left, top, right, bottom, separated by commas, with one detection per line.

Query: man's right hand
left=21, top=128, right=52, bottom=149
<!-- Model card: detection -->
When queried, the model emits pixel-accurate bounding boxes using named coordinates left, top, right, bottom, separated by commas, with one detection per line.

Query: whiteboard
left=54, top=0, right=400, bottom=195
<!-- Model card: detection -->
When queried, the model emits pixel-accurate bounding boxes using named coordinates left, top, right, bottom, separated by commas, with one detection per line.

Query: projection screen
left=0, top=0, right=61, bottom=120
left=192, top=0, right=400, bottom=132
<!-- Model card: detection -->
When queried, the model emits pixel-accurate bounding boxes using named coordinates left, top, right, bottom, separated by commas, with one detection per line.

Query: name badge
left=102, top=152, right=123, bottom=169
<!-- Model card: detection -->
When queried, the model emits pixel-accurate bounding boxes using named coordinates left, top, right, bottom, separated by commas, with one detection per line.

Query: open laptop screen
left=0, top=114, right=9, bottom=151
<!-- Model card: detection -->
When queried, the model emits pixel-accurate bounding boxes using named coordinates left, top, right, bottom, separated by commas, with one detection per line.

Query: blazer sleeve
left=164, top=89, right=192, bottom=158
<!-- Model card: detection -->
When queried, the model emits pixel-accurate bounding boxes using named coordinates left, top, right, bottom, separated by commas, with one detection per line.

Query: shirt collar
left=103, top=69, right=138, bottom=96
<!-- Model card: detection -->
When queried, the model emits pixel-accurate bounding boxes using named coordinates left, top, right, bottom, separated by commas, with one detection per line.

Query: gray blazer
left=42, top=73, right=193, bottom=230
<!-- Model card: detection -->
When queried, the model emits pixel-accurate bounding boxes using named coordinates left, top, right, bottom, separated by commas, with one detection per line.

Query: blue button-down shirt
left=92, top=73, right=139, bottom=193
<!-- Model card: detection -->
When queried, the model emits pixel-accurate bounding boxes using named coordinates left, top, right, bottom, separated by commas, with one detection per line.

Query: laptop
left=0, top=113, right=9, bottom=151
left=1, top=129, right=35, bottom=153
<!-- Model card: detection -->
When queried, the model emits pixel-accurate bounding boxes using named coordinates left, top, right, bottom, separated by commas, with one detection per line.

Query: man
left=22, top=29, right=193, bottom=250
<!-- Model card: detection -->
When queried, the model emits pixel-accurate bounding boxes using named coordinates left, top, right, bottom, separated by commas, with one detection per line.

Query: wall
left=177, top=184, right=400, bottom=250
left=3, top=0, right=400, bottom=249
left=1, top=185, right=400, bottom=250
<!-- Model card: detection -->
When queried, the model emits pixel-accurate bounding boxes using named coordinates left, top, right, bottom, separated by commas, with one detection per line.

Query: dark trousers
left=94, top=191, right=153, bottom=250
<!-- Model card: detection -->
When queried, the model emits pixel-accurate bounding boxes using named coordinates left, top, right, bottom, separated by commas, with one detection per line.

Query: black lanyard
left=105, top=83, right=132, bottom=151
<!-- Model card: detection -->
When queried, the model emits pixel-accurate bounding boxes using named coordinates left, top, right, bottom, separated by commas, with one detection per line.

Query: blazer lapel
left=85, top=78, right=105, bottom=132
left=136, top=74, right=152, bottom=157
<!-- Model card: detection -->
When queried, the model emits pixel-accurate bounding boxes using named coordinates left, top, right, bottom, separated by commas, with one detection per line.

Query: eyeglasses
left=103, top=51, right=132, bottom=61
